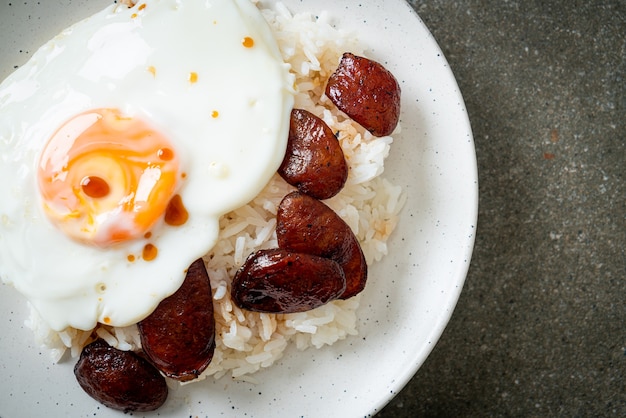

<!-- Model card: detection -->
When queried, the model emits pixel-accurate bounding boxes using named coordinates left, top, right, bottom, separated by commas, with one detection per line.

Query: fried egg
left=0, top=0, right=294, bottom=331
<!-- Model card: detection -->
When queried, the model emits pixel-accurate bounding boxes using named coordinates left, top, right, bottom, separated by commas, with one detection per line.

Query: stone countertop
left=378, top=1, right=625, bottom=417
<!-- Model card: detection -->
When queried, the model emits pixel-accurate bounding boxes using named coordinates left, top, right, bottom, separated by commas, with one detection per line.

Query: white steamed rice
left=25, top=1, right=406, bottom=383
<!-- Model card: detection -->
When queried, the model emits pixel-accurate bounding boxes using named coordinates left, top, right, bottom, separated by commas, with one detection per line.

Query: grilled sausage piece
left=232, top=248, right=346, bottom=313
left=138, top=258, right=215, bottom=382
left=276, top=191, right=367, bottom=299
left=74, top=339, right=168, bottom=413
left=325, top=52, right=401, bottom=137
left=278, top=109, right=348, bottom=200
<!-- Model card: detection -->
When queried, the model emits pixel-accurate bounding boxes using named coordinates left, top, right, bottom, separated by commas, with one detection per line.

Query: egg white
left=0, top=0, right=294, bottom=331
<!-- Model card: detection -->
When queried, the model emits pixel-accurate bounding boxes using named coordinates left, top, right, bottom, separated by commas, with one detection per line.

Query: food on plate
left=0, top=0, right=294, bottom=332
left=138, top=258, right=216, bottom=382
left=277, top=191, right=368, bottom=299
left=232, top=248, right=346, bottom=313
left=278, top=108, right=348, bottom=200
left=1, top=0, right=407, bottom=411
left=326, top=52, right=401, bottom=137
left=74, top=339, right=168, bottom=412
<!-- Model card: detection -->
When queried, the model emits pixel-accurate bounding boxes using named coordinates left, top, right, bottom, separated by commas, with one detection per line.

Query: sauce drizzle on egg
left=143, top=244, right=158, bottom=261
left=80, top=176, right=110, bottom=198
left=242, top=36, right=255, bottom=48
left=164, top=195, right=189, bottom=226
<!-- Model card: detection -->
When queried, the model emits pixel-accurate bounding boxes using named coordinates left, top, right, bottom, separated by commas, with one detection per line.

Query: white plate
left=0, top=0, right=477, bottom=417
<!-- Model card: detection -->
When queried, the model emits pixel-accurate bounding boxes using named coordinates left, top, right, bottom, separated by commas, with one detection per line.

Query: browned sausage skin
left=276, top=191, right=368, bottom=299
left=278, top=109, right=348, bottom=200
left=325, top=53, right=401, bottom=137
left=138, top=258, right=216, bottom=382
left=74, top=339, right=168, bottom=413
left=231, top=248, right=346, bottom=313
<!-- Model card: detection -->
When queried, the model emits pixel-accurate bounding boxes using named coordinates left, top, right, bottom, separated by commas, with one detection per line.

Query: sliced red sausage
left=74, top=339, right=168, bottom=413
left=232, top=248, right=346, bottom=313
left=138, top=258, right=215, bottom=382
left=276, top=191, right=367, bottom=299
left=325, top=53, right=401, bottom=137
left=278, top=109, right=348, bottom=200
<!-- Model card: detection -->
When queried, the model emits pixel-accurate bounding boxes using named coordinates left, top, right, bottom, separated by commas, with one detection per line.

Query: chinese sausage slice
left=74, top=340, right=168, bottom=413
left=231, top=248, right=346, bottom=313
left=325, top=52, right=401, bottom=137
left=138, top=258, right=216, bottom=382
left=277, top=191, right=367, bottom=300
left=278, top=108, right=348, bottom=200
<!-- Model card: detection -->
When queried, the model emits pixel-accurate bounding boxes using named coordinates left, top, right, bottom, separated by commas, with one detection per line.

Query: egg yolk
left=37, top=108, right=179, bottom=247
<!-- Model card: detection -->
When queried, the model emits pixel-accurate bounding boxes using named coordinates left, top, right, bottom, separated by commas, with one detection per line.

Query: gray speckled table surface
left=378, top=1, right=625, bottom=416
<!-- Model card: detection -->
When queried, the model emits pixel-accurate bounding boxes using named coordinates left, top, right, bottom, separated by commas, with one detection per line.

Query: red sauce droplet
left=138, top=3, right=146, bottom=10
left=103, top=317, right=111, bottom=324
left=242, top=36, right=254, bottom=48
left=81, top=176, right=110, bottom=198
left=158, top=147, right=174, bottom=161
left=164, top=194, right=189, bottom=226
left=144, top=232, right=152, bottom=239
left=143, top=244, right=158, bottom=261
left=127, top=254, right=136, bottom=262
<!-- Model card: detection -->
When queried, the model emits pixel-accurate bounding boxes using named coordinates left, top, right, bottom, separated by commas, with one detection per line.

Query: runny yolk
left=37, top=108, right=179, bottom=247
